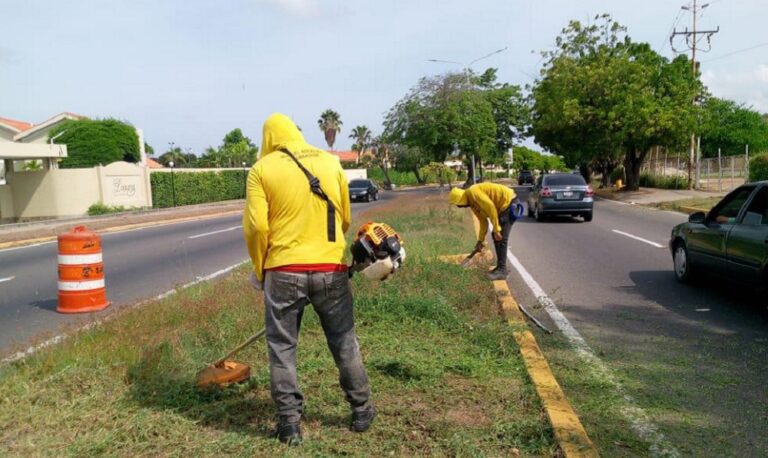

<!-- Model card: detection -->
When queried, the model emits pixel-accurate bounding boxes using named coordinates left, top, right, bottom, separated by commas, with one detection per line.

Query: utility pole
left=670, top=0, right=719, bottom=189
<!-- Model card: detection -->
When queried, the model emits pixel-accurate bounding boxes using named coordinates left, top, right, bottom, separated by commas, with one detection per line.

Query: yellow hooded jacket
left=243, top=113, right=351, bottom=281
left=450, top=183, right=516, bottom=242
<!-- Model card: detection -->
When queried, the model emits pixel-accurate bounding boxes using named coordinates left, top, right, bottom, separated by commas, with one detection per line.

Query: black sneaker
left=351, top=405, right=377, bottom=432
left=275, top=418, right=302, bottom=446
left=487, top=269, right=508, bottom=281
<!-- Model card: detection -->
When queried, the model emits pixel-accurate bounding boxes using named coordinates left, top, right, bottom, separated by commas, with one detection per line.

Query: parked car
left=517, top=170, right=534, bottom=186
left=670, top=182, right=768, bottom=287
left=527, top=173, right=594, bottom=222
left=348, top=179, right=379, bottom=202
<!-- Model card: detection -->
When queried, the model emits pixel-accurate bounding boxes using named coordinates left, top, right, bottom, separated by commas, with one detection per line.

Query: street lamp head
left=168, top=161, right=174, bottom=168
left=242, top=161, right=246, bottom=167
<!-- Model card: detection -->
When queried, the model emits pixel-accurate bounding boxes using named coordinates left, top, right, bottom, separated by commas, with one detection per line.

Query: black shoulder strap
left=279, top=148, right=336, bottom=242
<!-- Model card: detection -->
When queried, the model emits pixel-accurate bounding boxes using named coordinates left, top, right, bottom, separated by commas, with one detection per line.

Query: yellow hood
left=449, top=187, right=468, bottom=206
left=260, top=113, right=308, bottom=156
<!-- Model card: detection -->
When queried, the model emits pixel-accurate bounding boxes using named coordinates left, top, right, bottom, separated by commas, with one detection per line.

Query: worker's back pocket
left=265, top=271, right=300, bottom=307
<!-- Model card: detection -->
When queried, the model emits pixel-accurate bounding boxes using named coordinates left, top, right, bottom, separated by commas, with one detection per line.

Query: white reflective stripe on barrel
left=58, top=279, right=105, bottom=291
left=58, top=253, right=103, bottom=265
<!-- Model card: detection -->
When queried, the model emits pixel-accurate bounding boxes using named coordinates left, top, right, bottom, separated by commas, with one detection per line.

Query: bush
left=150, top=170, right=248, bottom=208
left=639, top=172, right=687, bottom=189
left=87, top=203, right=128, bottom=216
left=367, top=168, right=420, bottom=187
left=420, top=162, right=457, bottom=185
left=748, top=154, right=768, bottom=182
left=50, top=119, right=140, bottom=168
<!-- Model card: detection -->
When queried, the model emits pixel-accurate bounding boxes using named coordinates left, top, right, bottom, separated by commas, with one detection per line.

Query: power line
left=702, top=42, right=768, bottom=63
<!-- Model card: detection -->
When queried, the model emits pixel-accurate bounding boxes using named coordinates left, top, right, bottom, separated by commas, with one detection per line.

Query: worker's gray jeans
left=263, top=270, right=371, bottom=424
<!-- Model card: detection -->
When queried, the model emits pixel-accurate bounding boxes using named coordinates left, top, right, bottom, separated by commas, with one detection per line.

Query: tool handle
left=213, top=328, right=266, bottom=367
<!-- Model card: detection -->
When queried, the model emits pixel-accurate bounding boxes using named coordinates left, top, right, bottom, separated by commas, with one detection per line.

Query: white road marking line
left=696, top=308, right=710, bottom=312
left=188, top=225, right=242, bottom=239
left=0, top=276, right=15, bottom=283
left=612, top=229, right=664, bottom=248
left=0, top=240, right=57, bottom=253
left=0, top=259, right=249, bottom=366
left=506, top=249, right=680, bottom=457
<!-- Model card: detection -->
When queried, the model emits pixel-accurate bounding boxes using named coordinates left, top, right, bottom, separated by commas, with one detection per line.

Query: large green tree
left=318, top=109, right=343, bottom=150
left=49, top=119, right=140, bottom=169
left=699, top=98, right=768, bottom=156
left=475, top=68, right=530, bottom=162
left=383, top=72, right=495, bottom=182
left=530, top=15, right=701, bottom=189
left=198, top=128, right=259, bottom=167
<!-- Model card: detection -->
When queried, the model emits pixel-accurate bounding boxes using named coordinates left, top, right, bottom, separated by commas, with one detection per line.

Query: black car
left=349, top=179, right=379, bottom=202
left=518, top=170, right=534, bottom=186
left=670, top=182, right=768, bottom=288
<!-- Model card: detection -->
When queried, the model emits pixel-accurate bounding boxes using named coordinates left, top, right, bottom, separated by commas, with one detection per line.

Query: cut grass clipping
left=0, top=193, right=556, bottom=456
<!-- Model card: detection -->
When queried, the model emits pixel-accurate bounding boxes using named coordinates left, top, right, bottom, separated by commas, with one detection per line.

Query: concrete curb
left=677, top=206, right=709, bottom=214
left=439, top=215, right=598, bottom=457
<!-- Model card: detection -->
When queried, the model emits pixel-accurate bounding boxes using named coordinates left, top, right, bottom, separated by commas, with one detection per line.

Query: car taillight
left=540, top=187, right=553, bottom=197
left=585, top=186, right=594, bottom=197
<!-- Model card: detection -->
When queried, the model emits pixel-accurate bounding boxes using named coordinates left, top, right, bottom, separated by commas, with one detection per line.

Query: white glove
left=249, top=271, right=263, bottom=291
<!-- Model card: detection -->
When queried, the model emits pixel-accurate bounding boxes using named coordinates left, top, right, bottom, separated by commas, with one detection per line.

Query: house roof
left=13, top=112, right=86, bottom=141
left=146, top=157, right=164, bottom=169
left=332, top=150, right=359, bottom=163
left=0, top=117, right=34, bottom=133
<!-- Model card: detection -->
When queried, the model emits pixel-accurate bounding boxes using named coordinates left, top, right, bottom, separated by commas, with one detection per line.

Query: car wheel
left=583, top=212, right=593, bottom=222
left=673, top=241, right=695, bottom=283
left=365, top=193, right=371, bottom=202
left=527, top=205, right=534, bottom=217
left=374, top=192, right=379, bottom=201
left=535, top=206, right=545, bottom=222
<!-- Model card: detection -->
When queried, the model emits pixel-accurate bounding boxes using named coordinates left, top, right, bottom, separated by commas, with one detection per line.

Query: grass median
left=0, top=192, right=556, bottom=456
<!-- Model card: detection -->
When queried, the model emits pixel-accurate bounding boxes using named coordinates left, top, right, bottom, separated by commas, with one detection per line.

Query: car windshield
left=349, top=180, right=370, bottom=187
left=543, top=175, right=586, bottom=186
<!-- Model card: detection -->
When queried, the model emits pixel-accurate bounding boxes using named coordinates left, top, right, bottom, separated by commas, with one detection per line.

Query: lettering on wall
left=111, top=177, right=137, bottom=198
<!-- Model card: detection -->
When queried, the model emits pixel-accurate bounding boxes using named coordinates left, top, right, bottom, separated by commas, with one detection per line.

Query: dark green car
left=670, top=182, right=768, bottom=286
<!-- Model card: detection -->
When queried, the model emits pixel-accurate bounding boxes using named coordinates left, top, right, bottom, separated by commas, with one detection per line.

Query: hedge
left=639, top=172, right=687, bottom=190
left=367, top=169, right=420, bottom=187
left=151, top=170, right=248, bottom=208
left=748, top=154, right=768, bottom=182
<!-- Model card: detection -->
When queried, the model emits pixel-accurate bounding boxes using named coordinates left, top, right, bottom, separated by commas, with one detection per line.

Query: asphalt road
left=0, top=190, right=399, bottom=356
left=507, top=186, right=768, bottom=455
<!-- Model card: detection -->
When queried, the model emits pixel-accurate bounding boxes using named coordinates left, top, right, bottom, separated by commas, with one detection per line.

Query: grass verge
left=0, top=192, right=555, bottom=456
left=648, top=196, right=721, bottom=213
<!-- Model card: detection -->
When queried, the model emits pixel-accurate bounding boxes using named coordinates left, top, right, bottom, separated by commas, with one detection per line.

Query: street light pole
left=169, top=160, right=176, bottom=207
left=242, top=161, right=247, bottom=199
left=427, top=47, right=508, bottom=185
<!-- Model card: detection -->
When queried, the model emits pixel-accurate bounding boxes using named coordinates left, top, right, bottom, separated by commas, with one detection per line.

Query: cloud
left=263, top=0, right=319, bottom=17
left=702, top=64, right=768, bottom=113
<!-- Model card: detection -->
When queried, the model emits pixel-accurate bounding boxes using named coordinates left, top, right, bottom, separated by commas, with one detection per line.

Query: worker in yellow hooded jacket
left=243, top=113, right=375, bottom=445
left=449, top=182, right=518, bottom=280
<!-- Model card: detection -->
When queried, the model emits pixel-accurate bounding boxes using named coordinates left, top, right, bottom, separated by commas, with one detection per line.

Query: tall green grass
left=0, top=196, right=555, bottom=456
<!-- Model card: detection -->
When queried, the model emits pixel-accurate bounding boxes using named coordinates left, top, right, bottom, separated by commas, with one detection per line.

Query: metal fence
left=640, top=152, right=749, bottom=193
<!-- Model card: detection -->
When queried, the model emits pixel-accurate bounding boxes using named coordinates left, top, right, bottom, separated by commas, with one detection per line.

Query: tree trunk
left=579, top=164, right=592, bottom=183
left=381, top=165, right=393, bottom=190
left=624, top=149, right=645, bottom=191
left=413, top=166, right=425, bottom=184
left=599, top=161, right=616, bottom=188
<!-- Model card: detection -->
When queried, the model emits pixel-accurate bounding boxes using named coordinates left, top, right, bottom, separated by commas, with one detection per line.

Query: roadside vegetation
left=0, top=194, right=556, bottom=456
left=650, top=196, right=723, bottom=213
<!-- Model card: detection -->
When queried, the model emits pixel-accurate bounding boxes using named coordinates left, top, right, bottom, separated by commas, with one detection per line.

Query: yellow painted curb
left=441, top=213, right=598, bottom=457
left=0, top=210, right=243, bottom=250
left=494, top=281, right=598, bottom=457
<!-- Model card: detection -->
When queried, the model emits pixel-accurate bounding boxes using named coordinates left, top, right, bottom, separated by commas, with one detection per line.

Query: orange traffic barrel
left=57, top=226, right=110, bottom=314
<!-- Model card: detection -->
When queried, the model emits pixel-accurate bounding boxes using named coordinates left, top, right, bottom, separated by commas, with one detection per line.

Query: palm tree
left=317, top=109, right=343, bottom=150
left=159, top=146, right=188, bottom=167
left=349, top=125, right=372, bottom=164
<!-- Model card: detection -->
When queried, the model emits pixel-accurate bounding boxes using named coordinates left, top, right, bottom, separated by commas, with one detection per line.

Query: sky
left=1, top=0, right=766, bottom=155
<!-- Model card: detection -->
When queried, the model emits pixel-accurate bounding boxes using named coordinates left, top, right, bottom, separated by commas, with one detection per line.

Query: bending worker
left=449, top=182, right=518, bottom=280
left=243, top=113, right=375, bottom=446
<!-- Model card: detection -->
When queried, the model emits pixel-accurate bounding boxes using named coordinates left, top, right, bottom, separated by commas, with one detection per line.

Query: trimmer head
left=196, top=360, right=251, bottom=389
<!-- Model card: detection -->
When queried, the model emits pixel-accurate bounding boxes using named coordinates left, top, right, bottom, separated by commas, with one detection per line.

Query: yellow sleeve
left=473, top=189, right=502, bottom=235
left=339, top=167, right=351, bottom=233
left=243, top=165, right=269, bottom=282
left=473, top=208, right=489, bottom=242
